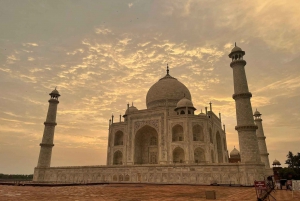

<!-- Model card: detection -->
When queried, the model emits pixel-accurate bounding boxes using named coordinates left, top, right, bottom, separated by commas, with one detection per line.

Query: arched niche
left=114, top=131, right=124, bottom=146
left=216, top=131, right=223, bottom=163
left=194, top=147, right=205, bottom=163
left=172, top=124, right=184, bottom=142
left=209, top=128, right=213, bottom=143
left=173, top=147, right=185, bottom=163
left=134, top=125, right=158, bottom=164
left=113, top=150, right=123, bottom=165
left=193, top=124, right=204, bottom=141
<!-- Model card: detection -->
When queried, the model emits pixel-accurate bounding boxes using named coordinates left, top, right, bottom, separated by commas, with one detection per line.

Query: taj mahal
left=33, top=44, right=273, bottom=185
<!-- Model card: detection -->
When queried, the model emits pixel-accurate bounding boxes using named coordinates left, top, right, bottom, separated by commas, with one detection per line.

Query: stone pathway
left=0, top=184, right=299, bottom=201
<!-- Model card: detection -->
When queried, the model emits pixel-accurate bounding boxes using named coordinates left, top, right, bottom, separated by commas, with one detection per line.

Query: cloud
left=22, top=43, right=39, bottom=47
left=0, top=0, right=300, bottom=173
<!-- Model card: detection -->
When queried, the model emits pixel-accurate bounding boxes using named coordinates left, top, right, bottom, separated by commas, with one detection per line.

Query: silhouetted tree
left=285, top=151, right=300, bottom=169
left=279, top=151, right=300, bottom=180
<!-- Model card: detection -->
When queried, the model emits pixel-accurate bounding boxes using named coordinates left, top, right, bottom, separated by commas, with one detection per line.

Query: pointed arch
left=173, top=147, right=185, bottom=163
left=134, top=125, right=158, bottom=164
left=172, top=124, right=184, bottom=142
left=113, top=150, right=123, bottom=165
left=211, top=150, right=215, bottom=163
left=193, top=124, right=204, bottom=141
left=216, top=131, right=223, bottom=163
left=114, top=131, right=124, bottom=146
left=223, top=138, right=227, bottom=150
left=125, top=175, right=130, bottom=181
left=209, top=128, right=213, bottom=143
left=194, top=147, right=205, bottom=163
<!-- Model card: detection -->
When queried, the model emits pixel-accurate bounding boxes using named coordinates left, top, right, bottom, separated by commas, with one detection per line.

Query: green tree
left=285, top=151, right=300, bottom=169
left=280, top=151, right=300, bottom=180
left=279, top=168, right=300, bottom=180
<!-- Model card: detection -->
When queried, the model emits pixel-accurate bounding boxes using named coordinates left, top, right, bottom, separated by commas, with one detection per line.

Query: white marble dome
left=146, top=74, right=191, bottom=109
left=254, top=109, right=261, bottom=116
left=50, top=88, right=59, bottom=95
left=231, top=45, right=242, bottom=53
left=176, top=97, right=194, bottom=108
left=272, top=159, right=281, bottom=166
left=125, top=105, right=138, bottom=114
left=230, top=147, right=240, bottom=158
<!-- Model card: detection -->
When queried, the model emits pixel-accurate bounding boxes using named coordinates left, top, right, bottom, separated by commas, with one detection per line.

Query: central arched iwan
left=134, top=125, right=158, bottom=164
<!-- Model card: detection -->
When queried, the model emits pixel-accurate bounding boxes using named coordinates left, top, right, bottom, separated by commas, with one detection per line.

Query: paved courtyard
left=0, top=184, right=299, bottom=201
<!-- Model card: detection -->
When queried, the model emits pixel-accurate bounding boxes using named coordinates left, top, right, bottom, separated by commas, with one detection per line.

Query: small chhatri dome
left=272, top=159, right=281, bottom=166
left=230, top=147, right=240, bottom=158
left=49, top=87, right=60, bottom=99
left=254, top=109, right=261, bottom=116
left=146, top=65, right=192, bottom=109
left=125, top=103, right=138, bottom=115
left=176, top=97, right=194, bottom=108
left=231, top=42, right=242, bottom=53
left=50, top=87, right=60, bottom=95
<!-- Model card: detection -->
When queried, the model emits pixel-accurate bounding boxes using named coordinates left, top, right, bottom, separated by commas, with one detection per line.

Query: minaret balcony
left=235, top=125, right=258, bottom=131
left=44, top=122, right=57, bottom=126
left=232, top=92, right=252, bottom=100
left=230, top=59, right=246, bottom=67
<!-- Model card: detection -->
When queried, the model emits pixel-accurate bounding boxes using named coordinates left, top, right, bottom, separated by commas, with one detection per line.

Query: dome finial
left=166, top=63, right=169, bottom=75
left=235, top=42, right=236, bottom=47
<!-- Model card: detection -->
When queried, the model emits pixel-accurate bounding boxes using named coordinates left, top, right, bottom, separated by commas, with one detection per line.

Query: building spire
left=166, top=63, right=169, bottom=75
left=254, top=109, right=270, bottom=168
left=229, top=44, right=261, bottom=163
left=235, top=42, right=236, bottom=47
left=36, top=88, right=60, bottom=169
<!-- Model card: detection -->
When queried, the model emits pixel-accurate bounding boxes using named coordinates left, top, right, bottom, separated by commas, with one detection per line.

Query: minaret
left=229, top=44, right=261, bottom=163
left=254, top=109, right=270, bottom=168
left=36, top=88, right=60, bottom=168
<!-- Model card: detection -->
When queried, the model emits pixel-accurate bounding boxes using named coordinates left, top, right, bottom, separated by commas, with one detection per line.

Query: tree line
left=279, top=151, right=300, bottom=180
left=0, top=174, right=33, bottom=180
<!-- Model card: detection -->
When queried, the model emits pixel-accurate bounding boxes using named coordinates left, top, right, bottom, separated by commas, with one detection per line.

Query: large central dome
left=146, top=72, right=192, bottom=109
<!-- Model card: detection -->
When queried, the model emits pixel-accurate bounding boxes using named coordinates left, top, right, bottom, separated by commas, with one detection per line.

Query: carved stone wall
left=33, top=163, right=266, bottom=186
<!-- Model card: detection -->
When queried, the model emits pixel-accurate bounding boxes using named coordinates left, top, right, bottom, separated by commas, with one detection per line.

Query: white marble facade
left=34, top=47, right=269, bottom=184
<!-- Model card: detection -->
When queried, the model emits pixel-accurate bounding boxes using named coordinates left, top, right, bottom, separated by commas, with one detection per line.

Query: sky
left=0, top=0, right=300, bottom=174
